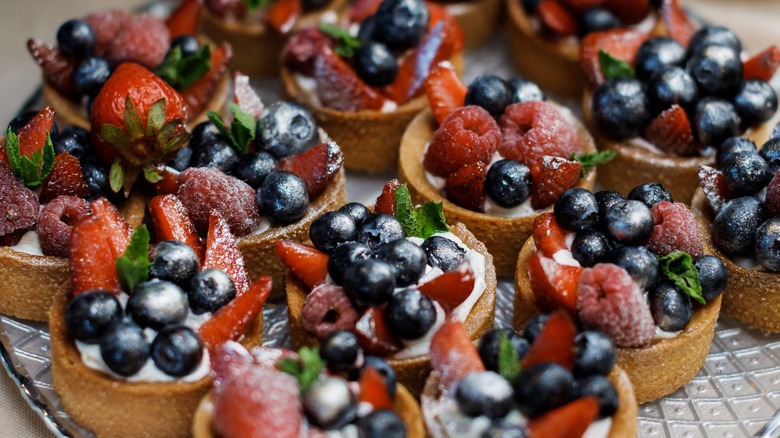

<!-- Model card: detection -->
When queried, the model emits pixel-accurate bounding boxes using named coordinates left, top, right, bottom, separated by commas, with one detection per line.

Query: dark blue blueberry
left=716, top=137, right=757, bottom=167
left=759, top=137, right=780, bottom=173
left=607, top=245, right=659, bottom=290
left=648, top=67, right=698, bottom=113
left=574, top=331, right=617, bottom=378
left=522, top=313, right=549, bottom=343
left=82, top=155, right=114, bottom=200
left=592, top=79, right=651, bottom=140
left=635, top=37, right=686, bottom=81
left=73, top=56, right=111, bottom=96
left=99, top=321, right=150, bottom=376
left=485, top=159, right=532, bottom=208
left=328, top=241, right=374, bottom=285
left=320, top=331, right=360, bottom=372
left=721, top=151, right=771, bottom=196
left=465, top=75, right=513, bottom=119
left=189, top=268, right=236, bottom=314
left=354, top=42, right=398, bottom=87
left=456, top=371, right=514, bottom=419
left=310, top=211, right=358, bottom=254
left=578, top=8, right=621, bottom=37
left=343, top=259, right=396, bottom=308
left=190, top=121, right=223, bottom=151
left=53, top=126, right=90, bottom=160
left=376, top=239, right=427, bottom=286
left=649, top=280, right=693, bottom=332
left=508, top=78, right=546, bottom=104
left=362, top=356, right=397, bottom=398
left=338, top=202, right=372, bottom=226
left=357, top=214, right=405, bottom=250
left=57, top=19, right=95, bottom=58
left=193, top=137, right=239, bottom=173
left=304, top=377, right=357, bottom=430
left=385, top=289, right=437, bottom=340
left=127, top=279, right=189, bottom=330
left=258, top=171, right=310, bottom=224
left=576, top=375, right=619, bottom=418
left=693, top=255, right=728, bottom=301
left=712, top=196, right=768, bottom=254
left=170, top=35, right=200, bottom=58
left=687, top=44, right=743, bottom=96
left=571, top=230, right=613, bottom=267
left=257, top=102, right=319, bottom=159
left=627, top=183, right=673, bottom=208
left=755, top=218, right=780, bottom=272
left=603, top=200, right=654, bottom=244
left=357, top=15, right=377, bottom=43
left=687, top=25, right=742, bottom=57
left=151, top=325, right=203, bottom=377
left=357, top=410, right=406, bottom=438
left=421, top=235, right=466, bottom=271
left=7, top=111, right=58, bottom=138
left=478, top=328, right=530, bottom=372
left=65, top=290, right=123, bottom=343
left=513, top=363, right=575, bottom=417
left=168, top=146, right=193, bottom=172
left=554, top=188, right=599, bottom=232
left=373, top=0, right=429, bottom=51
left=149, top=240, right=201, bottom=287
left=234, top=151, right=278, bottom=189
left=594, top=190, right=625, bottom=226
left=733, top=79, right=778, bottom=126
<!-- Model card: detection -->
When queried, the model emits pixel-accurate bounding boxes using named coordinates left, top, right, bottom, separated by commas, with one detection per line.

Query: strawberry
left=559, top=0, right=604, bottom=12
left=90, top=198, right=132, bottom=259
left=233, top=72, right=264, bottom=120
left=580, top=29, right=649, bottom=86
left=354, top=306, right=403, bottom=356
left=152, top=166, right=180, bottom=195
left=430, top=319, right=485, bottom=390
left=532, top=213, right=569, bottom=258
left=359, top=367, right=394, bottom=410
left=697, top=165, right=733, bottom=212
left=418, top=267, right=475, bottom=312
left=165, top=0, right=202, bottom=38
left=521, top=309, right=577, bottom=370
left=211, top=342, right=255, bottom=385
left=537, top=0, right=577, bottom=36
left=39, top=152, right=89, bottom=203
left=199, top=276, right=272, bottom=353
left=266, top=0, right=302, bottom=34
left=278, top=142, right=343, bottom=198
left=743, top=45, right=780, bottom=82
left=530, top=156, right=582, bottom=209
left=283, top=28, right=333, bottom=76
left=350, top=0, right=382, bottom=22
left=527, top=397, right=600, bottom=438
left=204, top=212, right=251, bottom=296
left=181, top=43, right=232, bottom=117
left=375, top=179, right=402, bottom=216
left=425, top=106, right=500, bottom=177
left=17, top=107, right=55, bottom=158
left=499, top=102, right=583, bottom=168
left=605, top=0, right=650, bottom=25
left=149, top=194, right=204, bottom=259
left=424, top=62, right=467, bottom=125
left=103, top=14, right=170, bottom=69
left=643, top=104, right=698, bottom=156
left=446, top=162, right=487, bottom=212
left=528, top=253, right=582, bottom=313
left=659, top=0, right=696, bottom=47
left=27, top=39, right=79, bottom=99
left=69, top=215, right=121, bottom=295
left=274, top=240, right=329, bottom=287
left=427, top=3, right=464, bottom=53
left=314, top=48, right=385, bottom=112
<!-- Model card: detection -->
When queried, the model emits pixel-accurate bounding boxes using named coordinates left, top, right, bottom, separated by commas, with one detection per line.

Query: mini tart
left=286, top=222, right=498, bottom=397
left=421, top=366, right=638, bottom=438
left=691, top=189, right=780, bottom=332
left=398, top=107, right=598, bottom=277
left=238, top=167, right=347, bottom=299
left=192, top=383, right=426, bottom=437
left=514, top=236, right=722, bottom=403
left=49, top=292, right=264, bottom=438
left=280, top=54, right=465, bottom=173
left=444, top=0, right=503, bottom=50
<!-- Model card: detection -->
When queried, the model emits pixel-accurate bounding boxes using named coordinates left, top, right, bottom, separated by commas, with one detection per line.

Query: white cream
left=653, top=326, right=682, bottom=341
left=248, top=217, right=272, bottom=236
left=8, top=230, right=44, bottom=256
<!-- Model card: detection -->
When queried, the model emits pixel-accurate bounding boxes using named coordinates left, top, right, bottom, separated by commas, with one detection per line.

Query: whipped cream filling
left=248, top=217, right=272, bottom=236
left=8, top=230, right=44, bottom=256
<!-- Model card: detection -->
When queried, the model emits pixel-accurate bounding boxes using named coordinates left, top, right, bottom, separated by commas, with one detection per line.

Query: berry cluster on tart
left=515, top=184, right=726, bottom=402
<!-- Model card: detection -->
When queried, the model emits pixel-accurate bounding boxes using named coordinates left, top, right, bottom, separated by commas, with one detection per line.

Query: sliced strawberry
left=349, top=0, right=382, bottom=22
left=527, top=397, right=600, bottom=437
left=152, top=166, right=180, bottom=195
left=530, top=156, right=582, bottom=209
left=149, top=194, right=204, bottom=259
left=199, top=276, right=272, bottom=353
left=278, top=142, right=343, bottom=198
left=538, top=0, right=578, bottom=36
left=659, top=0, right=696, bottom=47
left=233, top=71, right=264, bottom=120
left=27, top=39, right=79, bottom=99
left=266, top=0, right=301, bottom=34
left=283, top=28, right=333, bottom=76
left=445, top=162, right=487, bottom=212
left=605, top=0, right=650, bottom=25
left=532, top=213, right=569, bottom=258
left=359, top=367, right=394, bottom=410
left=17, top=107, right=55, bottom=158
left=521, top=309, right=577, bottom=369
left=375, top=179, right=402, bottom=216
left=211, top=342, right=255, bottom=385
left=69, top=215, right=121, bottom=295
left=643, top=104, right=698, bottom=156
left=743, top=45, right=780, bottom=82
left=165, top=0, right=201, bottom=38
left=181, top=43, right=232, bottom=117
left=528, top=253, right=582, bottom=313
left=204, top=212, right=251, bottom=296
left=354, top=306, right=403, bottom=356
left=427, top=3, right=463, bottom=53
left=90, top=198, right=132, bottom=259
left=430, top=319, right=485, bottom=390
left=698, top=165, right=733, bottom=212
left=274, top=240, right=329, bottom=287
left=418, top=267, right=475, bottom=312
left=39, top=152, right=89, bottom=203
left=314, top=48, right=385, bottom=112
left=424, top=62, right=467, bottom=125
left=580, top=29, right=649, bottom=86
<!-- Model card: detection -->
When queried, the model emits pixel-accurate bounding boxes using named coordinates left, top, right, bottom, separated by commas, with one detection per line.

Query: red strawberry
left=560, top=0, right=604, bottom=12
left=314, top=48, right=385, bottom=112
left=278, top=142, right=343, bottom=198
left=283, top=28, right=334, bottom=76
left=17, top=107, right=55, bottom=158
left=274, top=240, right=329, bottom=287
left=521, top=309, right=577, bottom=370
left=605, top=0, right=650, bottom=25
left=743, top=45, right=780, bottom=82
left=643, top=104, right=699, bottom=156
left=199, top=276, right=272, bottom=353
left=40, top=152, right=89, bottom=203
left=580, top=29, right=649, bottom=86
left=430, top=319, right=485, bottom=390
left=359, top=367, right=394, bottom=410
left=211, top=342, right=255, bottom=386
left=152, top=166, right=180, bottom=195
left=69, top=215, right=121, bottom=295
left=424, top=106, right=501, bottom=177
left=233, top=71, right=264, bottom=120
left=90, top=198, right=132, bottom=259
left=165, top=0, right=201, bottom=38
left=659, top=0, right=696, bottom=47
left=499, top=102, right=583, bottom=168
left=204, top=212, right=251, bottom=296
left=647, top=201, right=704, bottom=256
left=424, top=62, right=467, bottom=125
left=418, top=267, right=475, bottom=312
left=532, top=213, right=569, bottom=258
left=446, top=162, right=487, bottom=212
left=375, top=179, right=402, bottom=216
left=266, top=0, right=302, bottom=34
left=181, top=43, right=232, bottom=117
left=528, top=253, right=582, bottom=313
left=27, top=39, right=79, bottom=99
left=537, top=0, right=578, bottom=36
left=766, top=170, right=780, bottom=217
left=149, top=194, right=204, bottom=259
left=697, top=165, right=733, bottom=212
left=354, top=306, right=403, bottom=356
left=530, top=156, right=582, bottom=209
left=527, top=397, right=600, bottom=438
left=350, top=0, right=382, bottom=22
left=427, top=3, right=464, bottom=53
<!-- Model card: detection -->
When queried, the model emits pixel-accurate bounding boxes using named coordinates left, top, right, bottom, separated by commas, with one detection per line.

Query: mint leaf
left=318, top=23, right=362, bottom=58
left=498, top=329, right=521, bottom=381
left=115, top=225, right=150, bottom=293
left=244, top=0, right=273, bottom=11
left=155, top=45, right=212, bottom=91
left=394, top=184, right=450, bottom=239
left=276, top=347, right=326, bottom=393
left=572, top=150, right=616, bottom=176
left=6, top=128, right=55, bottom=188
left=659, top=251, right=705, bottom=305
left=207, top=104, right=257, bottom=154
left=395, top=184, right=421, bottom=236
left=598, top=50, right=635, bottom=80
left=416, top=201, right=449, bottom=239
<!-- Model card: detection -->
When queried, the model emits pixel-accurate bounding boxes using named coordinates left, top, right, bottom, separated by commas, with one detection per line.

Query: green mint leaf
left=207, top=111, right=239, bottom=148
left=598, top=50, right=635, bottom=80
left=416, top=201, right=449, bottom=239
left=6, top=128, right=55, bottom=188
left=276, top=347, right=326, bottom=393
left=394, top=183, right=449, bottom=239
left=497, top=329, right=521, bottom=381
left=395, top=184, right=421, bottom=237
left=155, top=45, right=212, bottom=91
left=244, top=0, right=273, bottom=10
left=572, top=150, right=616, bottom=176
left=318, top=23, right=362, bottom=58
left=39, top=132, right=55, bottom=182
left=228, top=102, right=256, bottom=154
left=660, top=251, right=706, bottom=305
left=115, top=225, right=150, bottom=293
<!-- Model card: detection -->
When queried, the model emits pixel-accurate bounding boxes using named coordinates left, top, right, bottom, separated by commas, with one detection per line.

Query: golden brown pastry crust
left=286, top=222, right=497, bottom=397
left=398, top=107, right=597, bottom=277
left=446, top=0, right=503, bottom=50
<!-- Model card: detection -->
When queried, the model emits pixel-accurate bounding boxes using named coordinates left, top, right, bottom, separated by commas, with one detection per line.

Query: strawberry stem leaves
left=318, top=23, right=362, bottom=58
left=572, top=150, right=615, bottom=176
left=244, top=0, right=274, bottom=11
left=155, top=44, right=212, bottom=91
left=659, top=251, right=705, bottom=305
left=207, top=102, right=257, bottom=154
left=276, top=347, right=326, bottom=393
left=498, top=329, right=521, bottom=381
left=598, top=50, right=635, bottom=80
left=116, top=225, right=151, bottom=293
left=5, top=128, right=55, bottom=188
left=394, top=183, right=449, bottom=239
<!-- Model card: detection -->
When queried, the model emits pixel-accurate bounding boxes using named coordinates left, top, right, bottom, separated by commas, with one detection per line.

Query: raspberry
left=82, top=10, right=134, bottom=58
left=530, top=156, right=582, bottom=209
left=647, top=201, right=704, bottom=257
left=40, top=152, right=89, bottom=204
left=424, top=106, right=501, bottom=177
left=36, top=195, right=90, bottom=257
left=301, top=284, right=359, bottom=340
left=0, top=162, right=39, bottom=237
left=27, top=39, right=79, bottom=99
left=105, top=14, right=170, bottom=69
left=698, top=165, right=733, bottom=213
left=577, top=263, right=655, bottom=348
left=177, top=167, right=261, bottom=237
left=499, top=102, right=583, bottom=168
left=445, top=162, right=486, bottom=212
left=765, top=170, right=780, bottom=217
left=283, top=28, right=333, bottom=76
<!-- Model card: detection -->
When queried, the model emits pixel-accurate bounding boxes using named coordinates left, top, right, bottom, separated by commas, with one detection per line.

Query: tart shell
left=398, top=107, right=597, bottom=277
left=446, top=0, right=503, bottom=50
left=286, top=222, right=497, bottom=397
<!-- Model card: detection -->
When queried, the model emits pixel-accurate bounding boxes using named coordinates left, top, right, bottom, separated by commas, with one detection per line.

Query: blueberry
left=7, top=111, right=58, bottom=138
left=522, top=314, right=549, bottom=343
left=694, top=98, right=741, bottom=147
left=65, top=290, right=123, bottom=343
left=82, top=155, right=114, bottom=200
left=310, top=212, right=358, bottom=254
left=455, top=371, right=514, bottom=419
left=576, top=375, right=619, bottom=418
left=514, top=363, right=575, bottom=417
left=421, top=235, right=466, bottom=271
left=687, top=44, right=743, bottom=96
left=648, top=67, right=698, bottom=113
left=170, top=35, right=200, bottom=58
left=508, top=78, right=546, bottom=104
left=755, top=218, right=780, bottom=272
left=257, top=102, right=319, bottom=159
left=168, top=147, right=193, bottom=171
left=578, top=8, right=621, bottom=37
left=603, top=200, right=654, bottom=244
left=574, top=331, right=617, bottom=378
left=57, top=19, right=95, bottom=58
left=321, top=331, right=360, bottom=372
left=149, top=240, right=201, bottom=287
left=572, top=230, right=613, bottom=267
left=234, top=151, right=278, bottom=189
left=687, top=25, right=742, bottom=56
left=357, top=410, right=406, bottom=438
left=100, top=321, right=150, bottom=376
left=151, top=325, right=203, bottom=377
left=635, top=37, right=686, bottom=81
left=193, top=137, right=239, bottom=173
left=554, top=188, right=599, bottom=232
left=712, top=196, right=768, bottom=254
left=693, top=255, right=728, bottom=301
left=627, top=183, right=673, bottom=208
left=357, top=214, right=405, bottom=250
left=716, top=137, right=757, bottom=167
left=189, top=268, right=236, bottom=314
left=465, top=76, right=513, bottom=119
left=385, top=289, right=437, bottom=340
left=357, top=14, right=377, bottom=43
left=304, top=377, right=357, bottom=429
left=362, top=356, right=397, bottom=398
left=594, top=190, right=625, bottom=223
left=734, top=79, right=778, bottom=126
left=648, top=280, right=693, bottom=332
left=127, top=279, right=189, bottom=330
left=721, top=151, right=771, bottom=196
left=328, top=242, right=374, bottom=285
left=592, top=79, right=651, bottom=140
left=53, top=126, right=90, bottom=160
left=485, top=159, right=532, bottom=208
left=478, top=328, right=530, bottom=372
left=190, top=121, right=223, bottom=151
left=760, top=137, right=780, bottom=173
left=338, top=202, right=372, bottom=226
left=522, top=0, right=540, bottom=12
left=258, top=171, right=310, bottom=224
left=607, top=245, right=659, bottom=290
left=373, top=0, right=429, bottom=51
left=73, top=56, right=111, bottom=96
left=343, top=259, right=396, bottom=307
left=354, top=42, right=398, bottom=87
left=376, top=239, right=427, bottom=286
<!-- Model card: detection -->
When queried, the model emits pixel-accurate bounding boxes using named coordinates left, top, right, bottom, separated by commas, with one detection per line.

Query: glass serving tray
left=1, top=1, right=780, bottom=436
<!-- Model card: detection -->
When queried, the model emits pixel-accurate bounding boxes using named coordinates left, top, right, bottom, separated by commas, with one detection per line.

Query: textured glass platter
left=1, top=1, right=780, bottom=436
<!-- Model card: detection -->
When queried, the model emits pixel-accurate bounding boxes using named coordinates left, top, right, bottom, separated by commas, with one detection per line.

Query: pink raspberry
left=82, top=10, right=133, bottom=58
left=577, top=264, right=654, bottom=348
left=302, top=284, right=359, bottom=340
left=0, top=161, right=39, bottom=238
left=37, top=195, right=90, bottom=257
left=765, top=170, right=780, bottom=217
left=105, top=14, right=170, bottom=69
left=499, top=102, right=583, bottom=168
left=647, top=201, right=704, bottom=256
